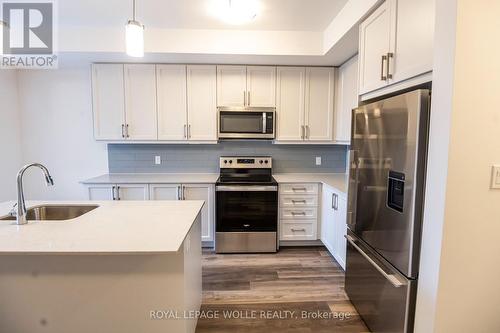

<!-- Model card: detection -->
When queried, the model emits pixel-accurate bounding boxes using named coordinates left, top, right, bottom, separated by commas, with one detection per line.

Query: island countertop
left=0, top=200, right=204, bottom=254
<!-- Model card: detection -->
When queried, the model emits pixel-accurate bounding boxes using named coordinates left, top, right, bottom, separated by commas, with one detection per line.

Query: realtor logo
left=1, top=0, right=57, bottom=69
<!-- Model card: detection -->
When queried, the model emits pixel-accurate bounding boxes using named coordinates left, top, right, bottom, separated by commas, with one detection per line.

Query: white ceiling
left=59, top=0, right=348, bottom=31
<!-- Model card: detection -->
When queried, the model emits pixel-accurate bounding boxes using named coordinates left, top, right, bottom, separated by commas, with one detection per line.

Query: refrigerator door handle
left=345, top=235, right=407, bottom=288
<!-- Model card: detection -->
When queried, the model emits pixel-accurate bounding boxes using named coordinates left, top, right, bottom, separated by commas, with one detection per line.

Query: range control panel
left=220, top=157, right=272, bottom=169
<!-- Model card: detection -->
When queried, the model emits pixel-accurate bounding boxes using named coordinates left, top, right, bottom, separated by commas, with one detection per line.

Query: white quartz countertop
left=0, top=200, right=204, bottom=254
left=82, top=173, right=219, bottom=184
left=273, top=173, right=348, bottom=194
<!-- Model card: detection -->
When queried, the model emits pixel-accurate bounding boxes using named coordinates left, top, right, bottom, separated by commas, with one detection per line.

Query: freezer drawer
left=345, top=231, right=416, bottom=333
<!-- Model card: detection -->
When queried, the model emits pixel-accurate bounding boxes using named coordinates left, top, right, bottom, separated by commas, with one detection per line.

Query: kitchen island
left=0, top=200, right=204, bottom=333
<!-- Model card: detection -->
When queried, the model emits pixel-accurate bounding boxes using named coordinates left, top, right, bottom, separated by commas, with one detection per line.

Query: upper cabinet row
left=92, top=64, right=217, bottom=142
left=92, top=63, right=354, bottom=144
left=358, top=0, right=435, bottom=96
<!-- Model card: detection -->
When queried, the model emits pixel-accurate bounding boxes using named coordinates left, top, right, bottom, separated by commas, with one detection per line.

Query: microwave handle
left=262, top=112, right=267, bottom=134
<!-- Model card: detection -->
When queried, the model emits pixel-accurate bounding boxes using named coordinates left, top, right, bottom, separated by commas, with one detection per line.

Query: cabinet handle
left=291, top=212, right=307, bottom=216
left=292, top=187, right=307, bottom=191
left=291, top=228, right=306, bottom=232
left=306, top=125, right=310, bottom=139
left=177, top=186, right=181, bottom=200
left=243, top=91, right=246, bottom=106
left=386, top=52, right=394, bottom=79
left=184, top=124, right=187, bottom=139
left=182, top=185, right=186, bottom=200
left=188, top=125, right=191, bottom=139
left=121, top=124, right=125, bottom=138
left=332, top=193, right=335, bottom=209
left=247, top=91, right=250, bottom=106
left=126, top=124, right=130, bottom=138
left=112, top=186, right=116, bottom=200
left=381, top=55, right=387, bottom=81
left=116, top=186, right=121, bottom=200
left=291, top=199, right=306, bottom=204
left=301, top=125, right=305, bottom=140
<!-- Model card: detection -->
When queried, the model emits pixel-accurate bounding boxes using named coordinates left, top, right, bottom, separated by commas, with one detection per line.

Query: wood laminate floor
left=196, top=247, right=369, bottom=333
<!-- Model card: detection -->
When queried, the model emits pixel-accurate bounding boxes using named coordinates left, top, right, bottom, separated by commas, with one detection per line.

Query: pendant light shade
left=125, top=0, right=144, bottom=57
left=126, top=20, right=144, bottom=57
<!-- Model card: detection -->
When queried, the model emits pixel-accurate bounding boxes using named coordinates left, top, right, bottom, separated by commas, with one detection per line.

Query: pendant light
left=125, top=0, right=144, bottom=57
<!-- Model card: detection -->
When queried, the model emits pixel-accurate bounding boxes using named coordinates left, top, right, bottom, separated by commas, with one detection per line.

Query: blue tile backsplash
left=108, top=142, right=348, bottom=174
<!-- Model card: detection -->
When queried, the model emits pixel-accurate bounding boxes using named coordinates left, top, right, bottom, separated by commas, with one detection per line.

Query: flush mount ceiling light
left=209, top=0, right=259, bottom=25
left=125, top=0, right=144, bottom=57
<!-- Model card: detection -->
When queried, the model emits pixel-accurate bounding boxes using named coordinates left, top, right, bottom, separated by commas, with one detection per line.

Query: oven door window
left=219, top=112, right=264, bottom=134
left=216, top=190, right=278, bottom=232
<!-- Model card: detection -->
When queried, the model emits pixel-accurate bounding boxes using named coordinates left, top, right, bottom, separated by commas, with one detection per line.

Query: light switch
left=316, top=157, right=322, bottom=166
left=155, top=156, right=161, bottom=165
left=491, top=165, right=500, bottom=189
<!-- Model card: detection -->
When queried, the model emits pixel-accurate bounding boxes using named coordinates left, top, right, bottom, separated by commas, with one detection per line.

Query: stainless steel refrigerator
left=345, top=89, right=430, bottom=333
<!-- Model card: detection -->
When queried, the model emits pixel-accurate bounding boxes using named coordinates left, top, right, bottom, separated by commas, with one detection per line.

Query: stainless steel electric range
left=215, top=156, right=278, bottom=253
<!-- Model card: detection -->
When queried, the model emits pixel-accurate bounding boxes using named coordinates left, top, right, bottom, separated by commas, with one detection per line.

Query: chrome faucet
left=15, top=163, right=54, bottom=225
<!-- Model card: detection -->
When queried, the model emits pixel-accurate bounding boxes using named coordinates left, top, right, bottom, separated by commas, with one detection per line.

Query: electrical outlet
left=491, top=165, right=500, bottom=189
left=316, top=157, right=322, bottom=166
left=155, top=156, right=161, bottom=165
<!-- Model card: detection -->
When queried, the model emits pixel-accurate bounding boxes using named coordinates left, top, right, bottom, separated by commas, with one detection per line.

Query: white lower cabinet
left=149, top=183, right=215, bottom=243
left=87, top=184, right=149, bottom=201
left=321, top=185, right=347, bottom=270
left=279, top=183, right=319, bottom=241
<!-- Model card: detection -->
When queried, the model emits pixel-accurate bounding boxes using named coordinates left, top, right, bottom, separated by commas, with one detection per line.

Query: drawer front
left=280, top=222, right=316, bottom=240
left=280, top=207, right=317, bottom=220
left=279, top=183, right=319, bottom=195
left=280, top=194, right=318, bottom=207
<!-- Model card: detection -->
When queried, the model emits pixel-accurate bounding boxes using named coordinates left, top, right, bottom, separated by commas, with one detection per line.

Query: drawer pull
left=291, top=212, right=306, bottom=216
left=291, top=228, right=306, bottom=232
left=292, top=187, right=307, bottom=191
left=291, top=200, right=307, bottom=204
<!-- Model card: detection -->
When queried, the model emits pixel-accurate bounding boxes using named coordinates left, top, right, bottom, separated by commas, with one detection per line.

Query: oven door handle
left=216, top=185, right=278, bottom=192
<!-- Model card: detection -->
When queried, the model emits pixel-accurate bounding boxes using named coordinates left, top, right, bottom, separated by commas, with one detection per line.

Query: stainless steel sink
left=0, top=205, right=99, bottom=221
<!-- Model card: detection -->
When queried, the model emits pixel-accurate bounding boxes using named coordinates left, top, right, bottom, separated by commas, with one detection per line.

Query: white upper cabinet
left=304, top=67, right=335, bottom=141
left=334, top=55, right=358, bottom=143
left=91, top=64, right=126, bottom=141
left=358, top=0, right=394, bottom=95
left=156, top=65, right=188, bottom=141
left=277, top=67, right=336, bottom=143
left=246, top=66, right=276, bottom=107
left=359, top=0, right=435, bottom=96
left=124, top=64, right=158, bottom=140
left=216, top=65, right=247, bottom=107
left=187, top=65, right=217, bottom=141
left=390, top=0, right=434, bottom=83
left=217, top=65, right=276, bottom=107
left=276, top=67, right=306, bottom=141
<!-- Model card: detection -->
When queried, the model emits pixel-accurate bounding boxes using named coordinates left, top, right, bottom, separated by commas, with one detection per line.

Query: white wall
left=16, top=67, right=108, bottom=200
left=416, top=0, right=500, bottom=331
left=0, top=71, right=22, bottom=202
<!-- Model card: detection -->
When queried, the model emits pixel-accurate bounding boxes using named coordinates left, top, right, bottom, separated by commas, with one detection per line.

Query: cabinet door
left=183, top=184, right=214, bottom=242
left=91, top=64, right=126, bottom=140
left=247, top=66, right=276, bottom=107
left=304, top=67, right=335, bottom=142
left=358, top=0, right=394, bottom=95
left=276, top=67, right=306, bottom=141
left=321, top=186, right=335, bottom=254
left=157, top=65, right=188, bottom=141
left=187, top=65, right=217, bottom=141
left=149, top=184, right=181, bottom=200
left=116, top=184, right=149, bottom=200
left=86, top=184, right=115, bottom=200
left=216, top=65, right=247, bottom=107
left=335, top=195, right=348, bottom=270
left=390, top=0, right=434, bottom=83
left=334, top=55, right=358, bottom=143
left=124, top=64, right=158, bottom=140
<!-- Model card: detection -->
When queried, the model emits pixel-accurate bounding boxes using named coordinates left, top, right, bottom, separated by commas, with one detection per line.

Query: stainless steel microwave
left=218, top=107, right=275, bottom=139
